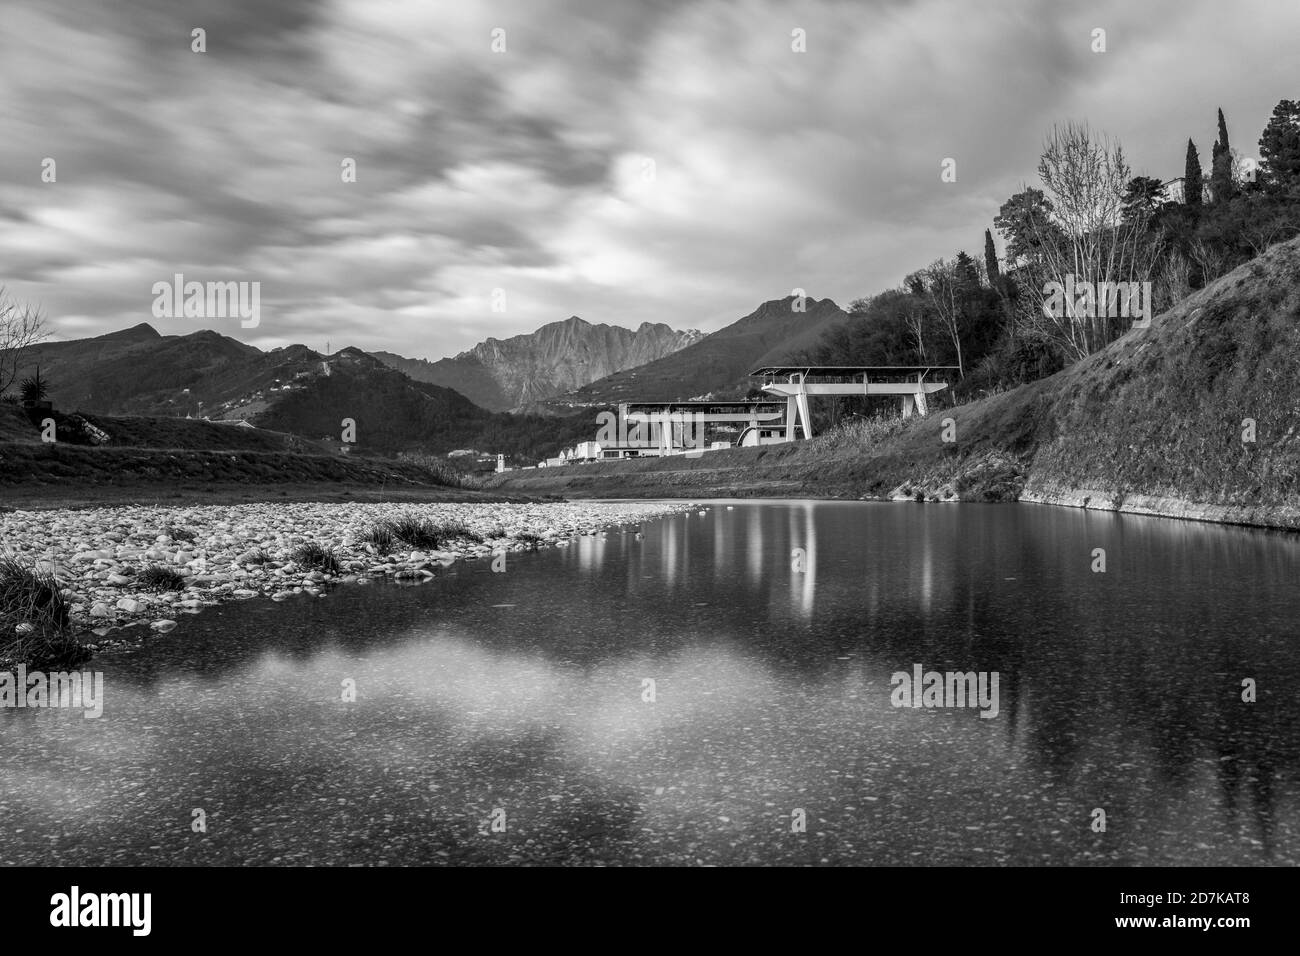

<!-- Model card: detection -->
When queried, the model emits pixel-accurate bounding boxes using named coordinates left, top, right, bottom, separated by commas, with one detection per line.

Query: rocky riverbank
left=0, top=500, right=692, bottom=654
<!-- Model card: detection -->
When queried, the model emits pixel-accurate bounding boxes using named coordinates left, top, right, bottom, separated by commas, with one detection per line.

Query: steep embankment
left=488, top=238, right=1300, bottom=530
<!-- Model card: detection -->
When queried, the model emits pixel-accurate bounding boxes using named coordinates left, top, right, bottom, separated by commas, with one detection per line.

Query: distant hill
left=542, top=296, right=848, bottom=408
left=12, top=323, right=314, bottom=420
left=0, top=403, right=331, bottom=455
left=372, top=316, right=702, bottom=411
left=4, top=326, right=597, bottom=461
left=252, top=347, right=492, bottom=452
left=250, top=349, right=600, bottom=461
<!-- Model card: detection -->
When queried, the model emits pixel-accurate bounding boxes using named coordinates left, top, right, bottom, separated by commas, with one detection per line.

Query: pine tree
left=983, top=229, right=1001, bottom=288
left=1184, top=139, right=1203, bottom=207
left=1210, top=108, right=1234, bottom=202
left=1258, top=98, right=1300, bottom=193
left=1121, top=176, right=1166, bottom=223
left=954, top=251, right=980, bottom=291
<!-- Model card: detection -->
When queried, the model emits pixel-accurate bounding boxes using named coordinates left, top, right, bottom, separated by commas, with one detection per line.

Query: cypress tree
left=1184, top=139, right=1203, bottom=207
left=983, top=229, right=1001, bottom=288
left=1210, top=108, right=1234, bottom=202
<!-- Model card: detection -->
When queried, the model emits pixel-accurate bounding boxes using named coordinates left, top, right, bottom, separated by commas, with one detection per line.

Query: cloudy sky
left=2, top=0, right=1296, bottom=359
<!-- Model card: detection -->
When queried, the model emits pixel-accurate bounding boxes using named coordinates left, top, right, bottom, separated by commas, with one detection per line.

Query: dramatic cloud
left=2, top=0, right=1297, bottom=356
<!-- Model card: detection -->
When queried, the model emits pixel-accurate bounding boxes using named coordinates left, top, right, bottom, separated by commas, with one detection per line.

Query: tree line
left=808, top=96, right=1300, bottom=406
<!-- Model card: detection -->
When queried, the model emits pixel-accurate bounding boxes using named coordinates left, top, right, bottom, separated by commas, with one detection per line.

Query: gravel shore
left=1, top=500, right=692, bottom=647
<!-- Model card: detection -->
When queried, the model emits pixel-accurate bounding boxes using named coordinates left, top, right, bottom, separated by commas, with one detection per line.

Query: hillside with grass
left=0, top=403, right=513, bottom=510
left=489, top=237, right=1300, bottom=531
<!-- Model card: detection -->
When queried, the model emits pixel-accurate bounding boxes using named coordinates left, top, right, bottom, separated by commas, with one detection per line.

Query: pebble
left=1, top=501, right=690, bottom=639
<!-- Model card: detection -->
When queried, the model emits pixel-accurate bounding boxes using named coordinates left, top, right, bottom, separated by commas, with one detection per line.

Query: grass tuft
left=430, top=520, right=483, bottom=544
left=0, top=555, right=86, bottom=668
left=360, top=522, right=398, bottom=554
left=289, top=541, right=340, bottom=573
left=137, top=564, right=186, bottom=592
left=377, top=515, right=486, bottom=551
left=513, top=531, right=544, bottom=550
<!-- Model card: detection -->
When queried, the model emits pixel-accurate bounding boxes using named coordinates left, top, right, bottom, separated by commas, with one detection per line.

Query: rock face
left=548, top=296, right=849, bottom=407
left=372, top=317, right=704, bottom=411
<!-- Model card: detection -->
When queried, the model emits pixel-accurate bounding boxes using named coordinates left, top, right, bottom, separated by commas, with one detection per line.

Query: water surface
left=3, top=501, right=1297, bottom=865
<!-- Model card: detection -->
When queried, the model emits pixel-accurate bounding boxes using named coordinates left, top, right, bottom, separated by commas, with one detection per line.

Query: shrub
left=289, top=541, right=340, bottom=573
left=0, top=555, right=85, bottom=668
left=19, top=369, right=49, bottom=404
left=137, top=564, right=186, bottom=592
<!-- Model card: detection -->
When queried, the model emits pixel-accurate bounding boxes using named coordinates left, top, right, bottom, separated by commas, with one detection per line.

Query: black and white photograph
left=1, top=0, right=1296, bottom=934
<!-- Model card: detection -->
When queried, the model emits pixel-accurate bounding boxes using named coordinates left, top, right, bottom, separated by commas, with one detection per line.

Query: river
left=3, top=501, right=1296, bottom=865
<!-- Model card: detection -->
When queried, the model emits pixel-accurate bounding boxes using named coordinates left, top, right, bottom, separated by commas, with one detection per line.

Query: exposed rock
left=372, top=317, right=704, bottom=411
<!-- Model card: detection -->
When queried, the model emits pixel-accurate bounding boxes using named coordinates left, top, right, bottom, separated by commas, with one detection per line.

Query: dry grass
left=289, top=541, right=341, bottom=573
left=380, top=515, right=484, bottom=551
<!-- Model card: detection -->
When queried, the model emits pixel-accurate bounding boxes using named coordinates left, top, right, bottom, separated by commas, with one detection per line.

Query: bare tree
left=903, top=305, right=928, bottom=363
left=1016, top=122, right=1163, bottom=361
left=1241, top=216, right=1296, bottom=256
left=1155, top=250, right=1192, bottom=314
left=1188, top=238, right=1231, bottom=286
left=0, top=287, right=47, bottom=397
left=920, top=259, right=964, bottom=377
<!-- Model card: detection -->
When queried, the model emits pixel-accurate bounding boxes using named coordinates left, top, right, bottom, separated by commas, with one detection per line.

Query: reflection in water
left=918, top=510, right=934, bottom=617
left=2, top=501, right=1297, bottom=866
left=661, top=514, right=680, bottom=589
left=788, top=502, right=816, bottom=619
left=746, top=506, right=763, bottom=586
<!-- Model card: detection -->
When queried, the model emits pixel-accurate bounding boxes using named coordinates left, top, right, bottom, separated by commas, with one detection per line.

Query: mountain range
left=371, top=316, right=703, bottom=411
left=7, top=324, right=594, bottom=460
left=5, top=294, right=845, bottom=459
